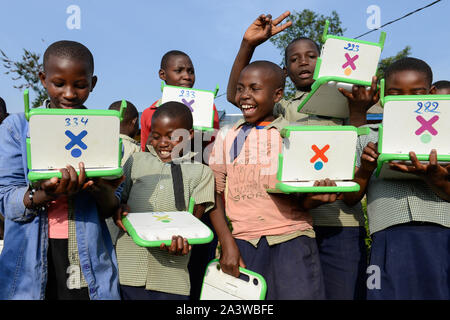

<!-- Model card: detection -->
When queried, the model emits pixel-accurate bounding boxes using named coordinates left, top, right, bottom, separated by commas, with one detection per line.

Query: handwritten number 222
left=414, top=102, right=439, bottom=114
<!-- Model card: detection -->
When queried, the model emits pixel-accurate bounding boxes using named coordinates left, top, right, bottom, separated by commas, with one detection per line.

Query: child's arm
left=389, top=150, right=450, bottom=202
left=85, top=176, right=124, bottom=220
left=209, top=192, right=245, bottom=277
left=343, top=142, right=379, bottom=206
left=226, top=12, right=292, bottom=106
left=339, top=76, right=379, bottom=127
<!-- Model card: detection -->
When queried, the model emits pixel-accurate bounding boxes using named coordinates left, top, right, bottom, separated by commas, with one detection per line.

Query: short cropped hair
left=160, top=50, right=190, bottom=69
left=433, top=80, right=450, bottom=90
left=152, top=101, right=193, bottom=130
left=385, top=57, right=433, bottom=86
left=284, top=37, right=321, bottom=65
left=244, top=60, right=286, bottom=89
left=109, top=100, right=138, bottom=123
left=0, top=97, right=6, bottom=115
left=43, top=40, right=94, bottom=74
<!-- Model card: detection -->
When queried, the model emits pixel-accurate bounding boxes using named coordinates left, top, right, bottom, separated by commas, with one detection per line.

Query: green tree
left=376, top=45, right=412, bottom=80
left=1, top=48, right=48, bottom=108
left=270, top=9, right=411, bottom=98
left=270, top=9, right=346, bottom=51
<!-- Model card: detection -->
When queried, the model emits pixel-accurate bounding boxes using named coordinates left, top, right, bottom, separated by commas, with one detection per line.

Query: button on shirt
left=356, top=125, right=450, bottom=235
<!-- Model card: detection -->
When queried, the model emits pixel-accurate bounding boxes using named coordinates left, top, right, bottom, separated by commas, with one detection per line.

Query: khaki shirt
left=120, top=134, right=141, bottom=166
left=116, top=148, right=215, bottom=296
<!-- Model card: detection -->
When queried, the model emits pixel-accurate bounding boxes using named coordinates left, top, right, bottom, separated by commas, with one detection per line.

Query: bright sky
left=0, top=0, right=448, bottom=114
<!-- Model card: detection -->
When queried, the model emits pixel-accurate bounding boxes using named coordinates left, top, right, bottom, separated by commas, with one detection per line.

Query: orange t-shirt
left=47, top=195, right=69, bottom=239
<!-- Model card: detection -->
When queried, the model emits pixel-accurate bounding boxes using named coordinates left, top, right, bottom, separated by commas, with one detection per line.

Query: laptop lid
left=29, top=110, right=121, bottom=171
left=279, top=126, right=358, bottom=182
left=161, top=83, right=218, bottom=131
left=314, top=20, right=385, bottom=83
left=380, top=92, right=450, bottom=155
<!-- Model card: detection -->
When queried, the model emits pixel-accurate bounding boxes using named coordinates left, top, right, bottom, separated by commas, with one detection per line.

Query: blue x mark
left=65, top=130, right=88, bottom=150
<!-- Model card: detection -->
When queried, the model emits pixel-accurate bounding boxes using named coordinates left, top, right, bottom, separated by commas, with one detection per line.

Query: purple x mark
left=342, top=53, right=359, bottom=70
left=182, top=98, right=195, bottom=112
left=415, top=115, right=439, bottom=136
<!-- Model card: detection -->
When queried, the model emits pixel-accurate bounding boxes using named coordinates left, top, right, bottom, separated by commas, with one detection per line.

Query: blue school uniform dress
left=0, top=113, right=121, bottom=300
left=356, top=124, right=450, bottom=300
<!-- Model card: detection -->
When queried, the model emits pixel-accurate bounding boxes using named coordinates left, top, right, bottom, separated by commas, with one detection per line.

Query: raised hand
left=243, top=11, right=292, bottom=47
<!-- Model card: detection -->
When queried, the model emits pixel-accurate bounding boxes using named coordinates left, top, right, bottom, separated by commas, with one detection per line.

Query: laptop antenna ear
left=119, top=99, right=127, bottom=122
left=24, top=89, right=30, bottom=121
left=322, top=20, right=330, bottom=43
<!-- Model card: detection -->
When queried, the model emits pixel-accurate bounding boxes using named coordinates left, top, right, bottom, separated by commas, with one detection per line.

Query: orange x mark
left=310, top=144, right=330, bottom=163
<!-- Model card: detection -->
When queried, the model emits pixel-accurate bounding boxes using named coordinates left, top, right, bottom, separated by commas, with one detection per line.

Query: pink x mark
left=415, top=115, right=439, bottom=136
left=342, top=53, right=359, bottom=70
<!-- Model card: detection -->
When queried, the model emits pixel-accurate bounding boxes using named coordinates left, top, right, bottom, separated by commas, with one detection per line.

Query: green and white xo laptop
left=376, top=79, right=450, bottom=179
left=122, top=198, right=214, bottom=247
left=160, top=82, right=218, bottom=131
left=268, top=126, right=366, bottom=193
left=200, top=259, right=267, bottom=300
left=25, top=90, right=126, bottom=182
left=297, top=20, right=386, bottom=119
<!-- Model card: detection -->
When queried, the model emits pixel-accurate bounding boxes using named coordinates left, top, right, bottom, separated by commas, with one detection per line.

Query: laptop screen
left=381, top=96, right=450, bottom=155
left=29, top=114, right=121, bottom=170
left=280, top=128, right=358, bottom=182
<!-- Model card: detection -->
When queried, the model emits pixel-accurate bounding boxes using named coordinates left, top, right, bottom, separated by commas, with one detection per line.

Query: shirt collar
left=147, top=145, right=198, bottom=164
left=234, top=115, right=289, bottom=132
left=292, top=90, right=308, bottom=101
left=119, top=134, right=140, bottom=145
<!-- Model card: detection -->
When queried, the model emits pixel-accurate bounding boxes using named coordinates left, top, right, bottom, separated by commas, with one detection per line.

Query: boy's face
left=235, top=67, right=283, bottom=124
left=159, top=55, right=195, bottom=88
left=385, top=70, right=435, bottom=96
left=285, top=40, right=319, bottom=91
left=150, top=116, right=193, bottom=162
left=39, top=56, right=97, bottom=109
